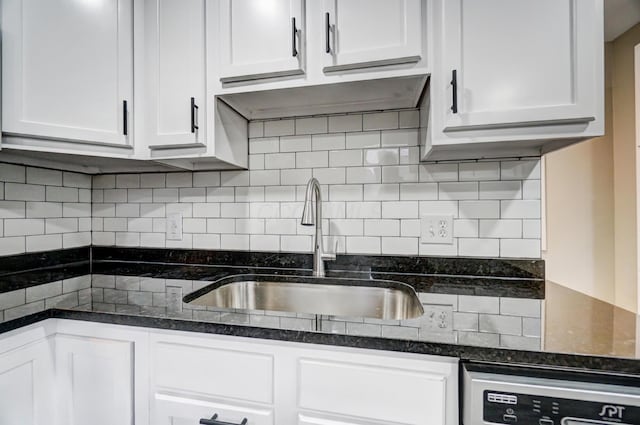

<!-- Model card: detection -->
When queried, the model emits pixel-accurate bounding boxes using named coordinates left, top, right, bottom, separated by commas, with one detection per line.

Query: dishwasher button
left=539, top=420, right=554, bottom=425
left=503, top=414, right=518, bottom=423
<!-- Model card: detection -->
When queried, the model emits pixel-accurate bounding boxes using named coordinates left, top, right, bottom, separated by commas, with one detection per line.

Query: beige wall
left=544, top=24, right=640, bottom=313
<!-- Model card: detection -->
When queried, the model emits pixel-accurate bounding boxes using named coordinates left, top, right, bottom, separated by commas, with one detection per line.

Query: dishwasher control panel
left=483, top=390, right=640, bottom=425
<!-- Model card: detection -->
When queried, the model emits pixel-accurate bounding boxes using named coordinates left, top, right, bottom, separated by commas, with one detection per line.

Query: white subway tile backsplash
left=458, top=238, right=499, bottom=257
left=27, top=168, right=62, bottom=186
left=313, top=168, right=346, bottom=184
left=459, top=162, right=500, bottom=181
left=439, top=182, right=478, bottom=200
left=0, top=164, right=26, bottom=183
left=5, top=183, right=45, bottom=201
left=479, top=181, right=522, bottom=200
left=193, top=171, right=221, bottom=188
left=381, top=129, right=418, bottom=147
left=296, top=151, right=328, bottom=169
left=5, top=219, right=45, bottom=236
left=116, top=174, right=140, bottom=188
left=329, top=114, right=362, bottom=133
left=500, top=239, right=540, bottom=258
left=249, top=137, right=279, bottom=154
left=479, top=219, right=522, bottom=238
left=345, top=167, right=379, bottom=184
left=346, top=131, right=381, bottom=149
left=26, top=234, right=62, bottom=252
left=346, top=236, right=381, bottom=254
left=364, top=148, right=399, bottom=166
left=264, top=119, right=295, bottom=137
left=459, top=201, right=500, bottom=219
left=419, top=163, right=459, bottom=182
left=0, top=111, right=539, bottom=258
left=382, top=165, right=419, bottom=183
left=0, top=201, right=26, bottom=218
left=329, top=185, right=362, bottom=201
left=399, top=110, right=420, bottom=128
left=364, top=184, right=399, bottom=201
left=312, top=133, right=345, bottom=151
left=382, top=201, right=418, bottom=219
left=329, top=149, right=362, bottom=167
left=166, top=173, right=192, bottom=188
left=363, top=111, right=398, bottom=130
left=399, top=183, right=437, bottom=201
left=265, top=153, right=295, bottom=169
left=248, top=121, right=264, bottom=138
left=501, top=200, right=541, bottom=219
left=346, top=202, right=381, bottom=219
left=296, top=117, right=328, bottom=135
left=501, top=160, right=540, bottom=180
left=280, top=135, right=311, bottom=152
left=364, top=219, right=399, bottom=236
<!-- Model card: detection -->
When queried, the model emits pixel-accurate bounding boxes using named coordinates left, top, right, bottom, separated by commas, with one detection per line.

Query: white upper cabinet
left=217, top=0, right=305, bottom=83
left=1, top=0, right=134, bottom=148
left=439, top=0, right=599, bottom=131
left=322, top=0, right=423, bottom=72
left=144, top=0, right=207, bottom=149
left=424, top=0, right=604, bottom=160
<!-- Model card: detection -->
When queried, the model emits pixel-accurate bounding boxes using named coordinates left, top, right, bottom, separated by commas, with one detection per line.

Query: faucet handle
left=322, top=239, right=338, bottom=261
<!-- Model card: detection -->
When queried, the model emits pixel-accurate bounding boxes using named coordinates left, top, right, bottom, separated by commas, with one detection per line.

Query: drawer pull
left=199, top=413, right=248, bottom=425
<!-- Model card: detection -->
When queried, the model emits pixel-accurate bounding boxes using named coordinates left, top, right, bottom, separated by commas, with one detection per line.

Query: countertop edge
left=1, top=308, right=638, bottom=376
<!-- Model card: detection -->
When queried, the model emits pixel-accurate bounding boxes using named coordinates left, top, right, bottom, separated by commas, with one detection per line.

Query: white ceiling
left=605, top=0, right=640, bottom=41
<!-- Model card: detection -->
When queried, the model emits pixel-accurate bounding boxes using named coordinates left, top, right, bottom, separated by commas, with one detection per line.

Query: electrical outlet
left=166, top=212, right=183, bottom=240
left=421, top=214, right=453, bottom=244
left=421, top=304, right=453, bottom=331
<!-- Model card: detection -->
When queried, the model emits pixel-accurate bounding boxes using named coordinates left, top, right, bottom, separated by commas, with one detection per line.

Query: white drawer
left=152, top=335, right=274, bottom=404
left=154, top=392, right=274, bottom=425
left=297, top=357, right=451, bottom=425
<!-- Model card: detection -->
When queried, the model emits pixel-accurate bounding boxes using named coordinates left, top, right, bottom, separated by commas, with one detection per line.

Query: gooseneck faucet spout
left=301, top=178, right=336, bottom=277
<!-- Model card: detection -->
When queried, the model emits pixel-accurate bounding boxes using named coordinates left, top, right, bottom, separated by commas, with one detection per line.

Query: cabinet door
left=217, top=0, right=305, bottom=83
left=145, top=0, right=206, bottom=149
left=439, top=0, right=600, bottom=131
left=0, top=340, right=55, bottom=425
left=1, top=0, right=134, bottom=147
left=322, top=0, right=423, bottom=72
left=55, top=335, right=134, bottom=425
left=292, top=351, right=457, bottom=425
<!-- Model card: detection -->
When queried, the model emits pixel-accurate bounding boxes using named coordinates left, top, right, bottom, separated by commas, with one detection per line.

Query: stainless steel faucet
left=301, top=177, right=336, bottom=277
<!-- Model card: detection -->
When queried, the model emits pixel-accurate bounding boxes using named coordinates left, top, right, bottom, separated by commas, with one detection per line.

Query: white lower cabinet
left=0, top=320, right=458, bottom=425
left=0, top=338, right=56, bottom=425
left=149, top=330, right=458, bottom=425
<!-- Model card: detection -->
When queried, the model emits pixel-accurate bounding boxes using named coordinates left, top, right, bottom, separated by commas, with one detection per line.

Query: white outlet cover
left=420, top=214, right=454, bottom=245
left=166, top=212, right=183, bottom=240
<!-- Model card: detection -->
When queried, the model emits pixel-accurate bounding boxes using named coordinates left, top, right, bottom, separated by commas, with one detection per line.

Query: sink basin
left=184, top=275, right=424, bottom=321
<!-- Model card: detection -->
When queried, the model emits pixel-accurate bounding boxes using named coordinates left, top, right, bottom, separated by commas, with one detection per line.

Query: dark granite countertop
left=1, top=307, right=639, bottom=376
left=1, top=247, right=638, bottom=376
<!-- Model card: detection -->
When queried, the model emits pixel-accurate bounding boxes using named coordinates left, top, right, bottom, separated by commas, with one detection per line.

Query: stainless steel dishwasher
left=462, top=363, right=640, bottom=425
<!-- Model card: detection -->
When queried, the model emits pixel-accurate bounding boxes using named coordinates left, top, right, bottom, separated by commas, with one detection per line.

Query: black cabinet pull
left=123, top=100, right=128, bottom=135
left=199, top=414, right=248, bottom=425
left=325, top=12, right=331, bottom=53
left=191, top=97, right=199, bottom=133
left=450, top=69, right=458, bottom=114
left=291, top=17, right=298, bottom=57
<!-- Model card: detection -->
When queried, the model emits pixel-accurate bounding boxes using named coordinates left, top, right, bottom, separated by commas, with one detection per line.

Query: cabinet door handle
left=199, top=414, right=248, bottom=425
left=191, top=97, right=199, bottom=133
left=291, top=17, right=298, bottom=57
left=123, top=100, right=128, bottom=135
left=450, top=70, right=458, bottom=114
left=325, top=12, right=331, bottom=53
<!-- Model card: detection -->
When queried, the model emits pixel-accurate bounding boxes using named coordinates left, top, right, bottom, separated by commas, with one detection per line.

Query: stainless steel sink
left=184, top=275, right=424, bottom=320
